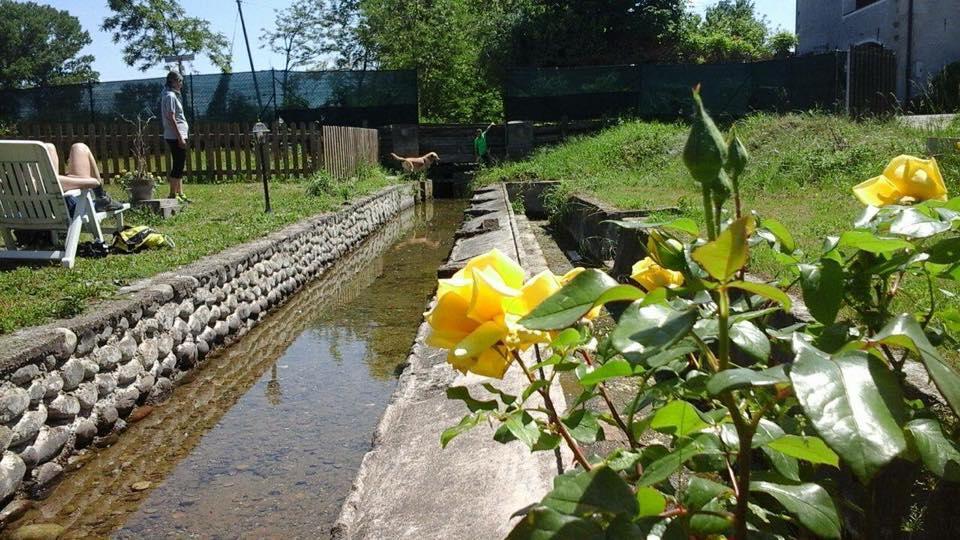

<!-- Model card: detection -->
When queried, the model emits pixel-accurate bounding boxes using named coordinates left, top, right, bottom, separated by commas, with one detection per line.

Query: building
left=797, top=0, right=960, bottom=102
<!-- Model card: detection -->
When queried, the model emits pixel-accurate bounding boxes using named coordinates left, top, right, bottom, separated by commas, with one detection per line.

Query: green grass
left=478, top=112, right=960, bottom=278
left=0, top=171, right=397, bottom=334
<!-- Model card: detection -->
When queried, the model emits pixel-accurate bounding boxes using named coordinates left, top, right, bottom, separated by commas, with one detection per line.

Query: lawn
left=0, top=173, right=396, bottom=334
left=478, top=112, right=960, bottom=278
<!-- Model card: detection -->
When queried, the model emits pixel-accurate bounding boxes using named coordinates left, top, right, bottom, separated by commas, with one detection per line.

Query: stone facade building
left=796, top=0, right=960, bottom=102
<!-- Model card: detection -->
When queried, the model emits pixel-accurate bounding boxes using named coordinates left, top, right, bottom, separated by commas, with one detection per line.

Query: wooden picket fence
left=13, top=122, right=379, bottom=183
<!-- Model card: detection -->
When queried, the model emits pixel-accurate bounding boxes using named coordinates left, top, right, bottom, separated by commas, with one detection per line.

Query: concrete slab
left=333, top=185, right=568, bottom=540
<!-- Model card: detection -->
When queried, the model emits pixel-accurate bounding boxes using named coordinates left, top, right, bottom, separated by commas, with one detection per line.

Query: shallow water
left=10, top=200, right=464, bottom=539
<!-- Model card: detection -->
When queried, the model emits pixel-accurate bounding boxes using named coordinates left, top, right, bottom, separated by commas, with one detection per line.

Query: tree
left=261, top=1, right=373, bottom=107
left=497, top=0, right=689, bottom=68
left=0, top=0, right=98, bottom=89
left=679, top=0, right=787, bottom=63
left=769, top=31, right=798, bottom=58
left=102, top=0, right=231, bottom=73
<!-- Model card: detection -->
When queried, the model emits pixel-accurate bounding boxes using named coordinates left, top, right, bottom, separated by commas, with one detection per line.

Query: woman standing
left=160, top=71, right=190, bottom=202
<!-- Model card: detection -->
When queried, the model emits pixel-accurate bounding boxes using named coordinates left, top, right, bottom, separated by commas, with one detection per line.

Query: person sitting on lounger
left=43, top=142, right=123, bottom=213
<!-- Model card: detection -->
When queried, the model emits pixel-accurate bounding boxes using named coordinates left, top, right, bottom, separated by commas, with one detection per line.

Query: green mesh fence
left=0, top=69, right=418, bottom=127
left=505, top=52, right=847, bottom=121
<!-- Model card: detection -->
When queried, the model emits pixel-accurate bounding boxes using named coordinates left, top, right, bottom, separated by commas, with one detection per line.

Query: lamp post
left=253, top=122, right=272, bottom=213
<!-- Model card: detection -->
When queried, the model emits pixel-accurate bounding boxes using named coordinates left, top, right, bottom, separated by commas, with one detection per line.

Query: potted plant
left=120, top=113, right=162, bottom=202
left=119, top=169, right=163, bottom=202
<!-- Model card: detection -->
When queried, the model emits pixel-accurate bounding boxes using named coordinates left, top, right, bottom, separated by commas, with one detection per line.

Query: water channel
left=9, top=200, right=465, bottom=539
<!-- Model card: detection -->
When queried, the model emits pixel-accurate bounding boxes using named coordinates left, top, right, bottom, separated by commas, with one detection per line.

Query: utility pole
left=236, top=0, right=265, bottom=116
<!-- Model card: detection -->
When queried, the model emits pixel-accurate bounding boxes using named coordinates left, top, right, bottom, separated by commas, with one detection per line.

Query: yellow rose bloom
left=427, top=250, right=608, bottom=378
left=853, top=155, right=948, bottom=207
left=631, top=257, right=685, bottom=291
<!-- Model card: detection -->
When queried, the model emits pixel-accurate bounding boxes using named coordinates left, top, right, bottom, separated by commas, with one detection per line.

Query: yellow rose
left=427, top=249, right=572, bottom=378
left=853, top=155, right=948, bottom=207
left=631, top=257, right=684, bottom=291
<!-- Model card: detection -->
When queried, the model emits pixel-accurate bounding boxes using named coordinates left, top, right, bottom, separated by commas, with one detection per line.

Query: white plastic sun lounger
left=0, top=140, right=129, bottom=268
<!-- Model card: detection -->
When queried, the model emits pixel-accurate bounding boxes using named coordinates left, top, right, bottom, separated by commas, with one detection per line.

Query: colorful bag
left=112, top=225, right=175, bottom=253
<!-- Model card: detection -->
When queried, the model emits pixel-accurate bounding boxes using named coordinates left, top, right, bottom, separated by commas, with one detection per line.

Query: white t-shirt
left=160, top=89, right=189, bottom=141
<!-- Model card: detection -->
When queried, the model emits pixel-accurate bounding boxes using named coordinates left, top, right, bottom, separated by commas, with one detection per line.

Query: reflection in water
left=10, top=200, right=465, bottom=539
left=265, top=364, right=282, bottom=407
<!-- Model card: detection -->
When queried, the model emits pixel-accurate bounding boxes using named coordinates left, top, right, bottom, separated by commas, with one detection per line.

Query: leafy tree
left=769, top=31, right=798, bottom=58
left=678, top=0, right=797, bottom=64
left=361, top=0, right=505, bottom=122
left=102, top=0, right=231, bottom=73
left=262, top=1, right=373, bottom=107
left=0, top=0, right=98, bottom=89
left=497, top=0, right=689, bottom=68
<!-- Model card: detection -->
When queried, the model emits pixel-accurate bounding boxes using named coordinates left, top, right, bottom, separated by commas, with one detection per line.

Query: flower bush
left=432, top=88, right=960, bottom=539
left=117, top=168, right=164, bottom=189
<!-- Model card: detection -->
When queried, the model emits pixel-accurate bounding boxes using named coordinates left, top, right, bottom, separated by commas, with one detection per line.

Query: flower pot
left=129, top=183, right=156, bottom=202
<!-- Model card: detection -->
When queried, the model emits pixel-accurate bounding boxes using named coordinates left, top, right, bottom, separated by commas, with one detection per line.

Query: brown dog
left=390, top=152, right=439, bottom=173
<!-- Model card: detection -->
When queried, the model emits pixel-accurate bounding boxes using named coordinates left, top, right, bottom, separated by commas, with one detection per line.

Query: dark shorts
left=165, top=139, right=186, bottom=178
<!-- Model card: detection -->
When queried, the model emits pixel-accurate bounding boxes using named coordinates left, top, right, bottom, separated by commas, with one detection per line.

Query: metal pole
left=236, top=0, right=264, bottom=116
left=258, top=139, right=272, bottom=213
left=189, top=71, right=196, bottom=123
left=237, top=0, right=271, bottom=213
left=87, top=82, right=95, bottom=123
left=271, top=68, right=278, bottom=121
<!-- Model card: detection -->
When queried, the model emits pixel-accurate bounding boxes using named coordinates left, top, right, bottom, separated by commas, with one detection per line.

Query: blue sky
left=38, top=0, right=798, bottom=83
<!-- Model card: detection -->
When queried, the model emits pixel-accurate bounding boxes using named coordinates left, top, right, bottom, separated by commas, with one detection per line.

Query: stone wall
left=0, top=184, right=418, bottom=513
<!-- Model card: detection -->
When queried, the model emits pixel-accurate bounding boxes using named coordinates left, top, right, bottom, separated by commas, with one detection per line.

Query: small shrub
left=305, top=171, right=336, bottom=197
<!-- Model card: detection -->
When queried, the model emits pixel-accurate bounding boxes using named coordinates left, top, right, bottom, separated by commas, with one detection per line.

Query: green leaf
left=441, top=412, right=484, bottom=448
left=684, top=476, right=733, bottom=534
left=606, top=217, right=700, bottom=236
left=729, top=280, right=792, bottom=311
left=839, top=231, right=913, bottom=254
left=521, top=380, right=551, bottom=403
left=532, top=432, right=562, bottom=452
left=639, top=433, right=722, bottom=487
left=730, top=320, right=771, bottom=361
left=871, top=314, right=960, bottom=417
left=594, top=285, right=646, bottom=307
left=719, top=419, right=784, bottom=449
left=650, top=400, right=709, bottom=437
left=506, top=506, right=604, bottom=540
left=446, top=386, right=498, bottom=412
left=926, top=237, right=960, bottom=264
left=750, top=481, right=841, bottom=539
left=551, top=328, right=584, bottom=351
left=482, top=383, right=517, bottom=406
left=611, top=302, right=697, bottom=363
left=504, top=411, right=542, bottom=449
left=762, top=218, right=796, bottom=253
left=635, top=487, right=667, bottom=517
left=579, top=358, right=633, bottom=386
left=706, top=365, right=788, bottom=395
left=562, top=409, right=604, bottom=444
left=761, top=446, right=801, bottom=482
left=542, top=466, right=638, bottom=516
left=890, top=208, right=951, bottom=238
left=903, top=418, right=960, bottom=481
left=789, top=340, right=907, bottom=483
left=798, top=260, right=844, bottom=325
left=520, top=269, right=619, bottom=330
left=692, top=216, right=755, bottom=281
left=765, top=435, right=840, bottom=468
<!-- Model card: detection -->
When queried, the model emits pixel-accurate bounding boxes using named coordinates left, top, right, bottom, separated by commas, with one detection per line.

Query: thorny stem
left=702, top=184, right=718, bottom=241
left=923, top=272, right=937, bottom=328
left=715, top=284, right=753, bottom=539
left=717, top=287, right=732, bottom=371
left=577, top=350, right=640, bottom=450
left=513, top=350, right=592, bottom=471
